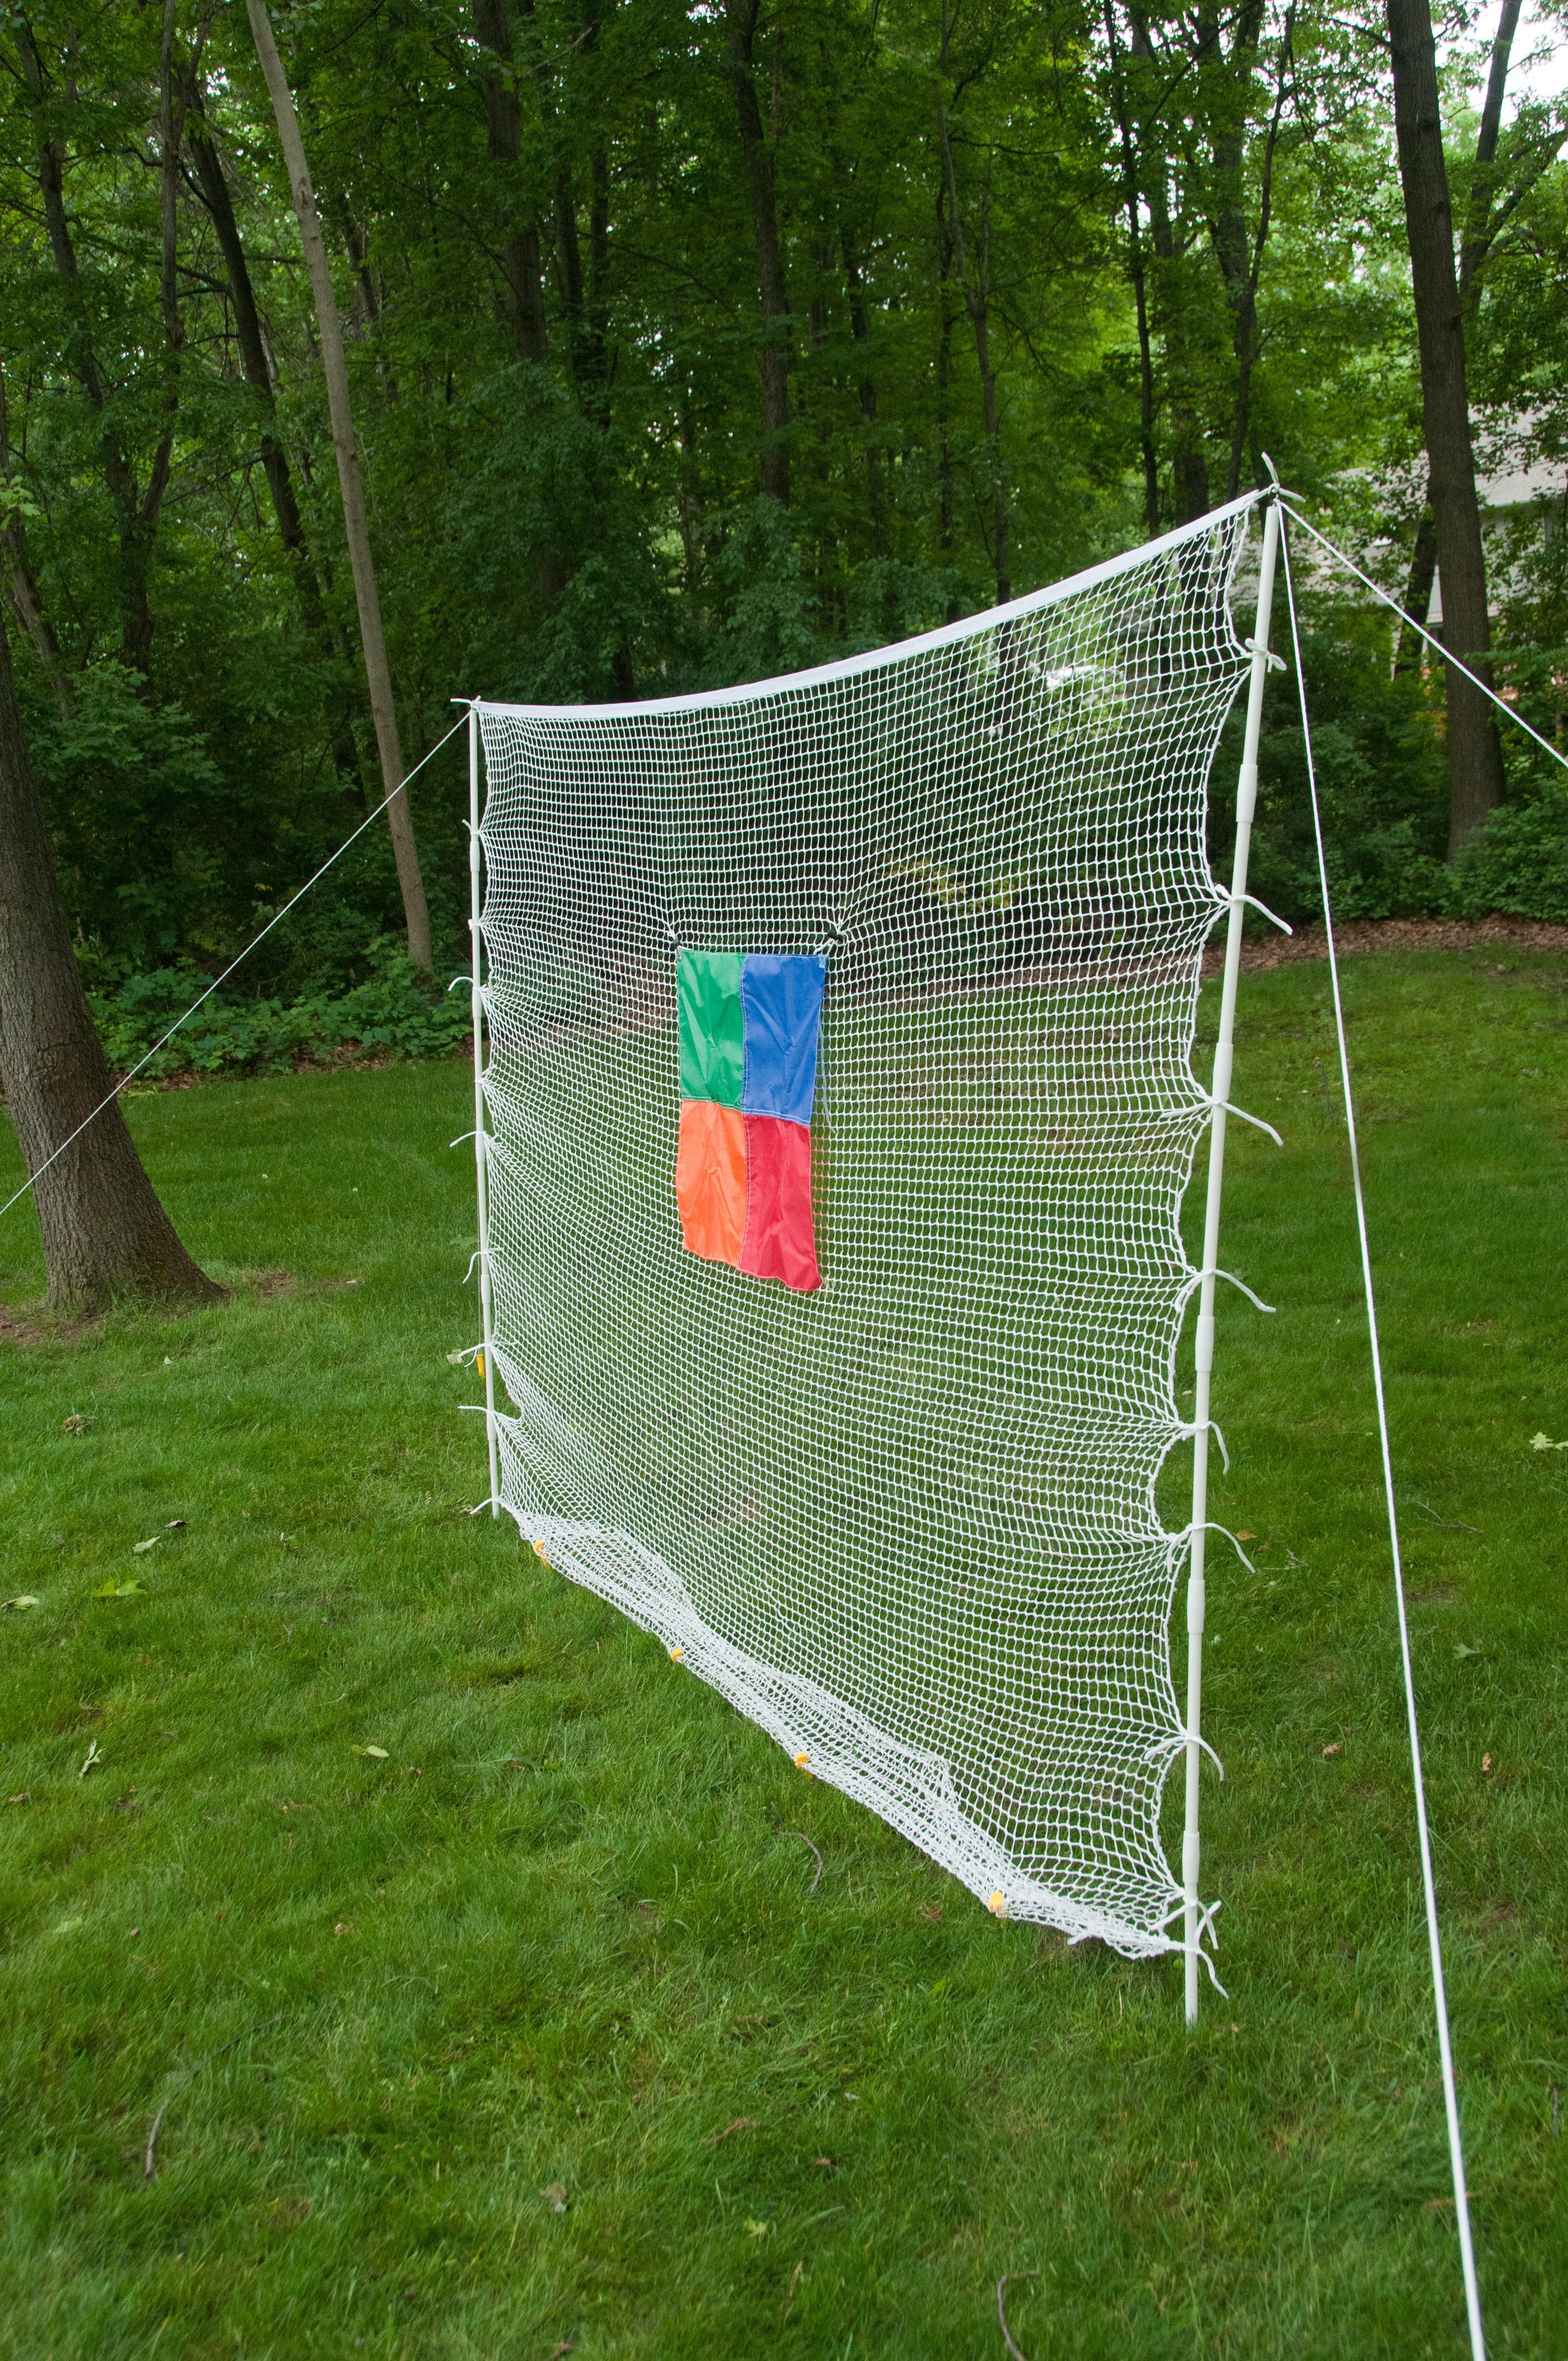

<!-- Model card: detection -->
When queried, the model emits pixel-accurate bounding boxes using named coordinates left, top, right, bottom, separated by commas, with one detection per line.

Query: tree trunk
left=1104, top=0, right=1159, bottom=537
left=247, top=0, right=433, bottom=969
left=187, top=110, right=324, bottom=629
left=19, top=23, right=171, bottom=679
left=473, top=0, right=551, bottom=366
left=0, top=362, right=68, bottom=710
left=1395, top=0, right=1520, bottom=677
left=0, top=622, right=223, bottom=1314
left=935, top=187, right=957, bottom=622
left=841, top=230, right=888, bottom=559
left=1128, top=9, right=1210, bottom=521
left=186, top=95, right=368, bottom=797
left=727, top=0, right=792, bottom=505
left=939, top=111, right=1009, bottom=603
left=1387, top=0, right=1506, bottom=855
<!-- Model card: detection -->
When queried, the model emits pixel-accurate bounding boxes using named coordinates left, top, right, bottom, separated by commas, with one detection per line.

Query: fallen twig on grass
left=782, top=1830, right=823, bottom=1893
left=997, top=2270, right=1040, bottom=2361
left=142, top=2010, right=292, bottom=2180
left=1412, top=1500, right=1482, bottom=1535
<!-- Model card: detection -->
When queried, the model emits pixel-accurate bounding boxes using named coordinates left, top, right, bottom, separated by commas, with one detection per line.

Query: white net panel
left=475, top=493, right=1261, bottom=1959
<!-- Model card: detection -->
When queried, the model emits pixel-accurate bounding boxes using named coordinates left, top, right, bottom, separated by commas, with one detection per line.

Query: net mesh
left=474, top=494, right=1260, bottom=1958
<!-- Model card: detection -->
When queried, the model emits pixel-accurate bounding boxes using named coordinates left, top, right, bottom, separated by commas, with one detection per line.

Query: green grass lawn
left=1, top=949, right=1564, bottom=2360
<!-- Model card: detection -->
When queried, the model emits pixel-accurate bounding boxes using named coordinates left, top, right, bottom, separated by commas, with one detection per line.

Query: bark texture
left=247, top=0, right=434, bottom=967
left=727, top=0, right=792, bottom=504
left=0, top=622, right=223, bottom=1314
left=1396, top=0, right=1521, bottom=675
left=473, top=0, right=551, bottom=366
left=1387, top=0, right=1506, bottom=855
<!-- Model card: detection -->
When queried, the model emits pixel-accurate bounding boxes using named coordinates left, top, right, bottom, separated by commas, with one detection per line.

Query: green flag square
left=676, top=949, right=745, bottom=1107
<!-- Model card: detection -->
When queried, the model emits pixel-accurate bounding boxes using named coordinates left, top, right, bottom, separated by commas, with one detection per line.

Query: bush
left=84, top=938, right=472, bottom=1082
left=1451, top=779, right=1568, bottom=923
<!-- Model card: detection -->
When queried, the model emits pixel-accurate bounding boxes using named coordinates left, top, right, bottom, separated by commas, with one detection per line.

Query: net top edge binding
left=474, top=490, right=1267, bottom=725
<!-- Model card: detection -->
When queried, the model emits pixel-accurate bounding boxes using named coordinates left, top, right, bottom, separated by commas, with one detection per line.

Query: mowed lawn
left=0, top=949, right=1564, bottom=2361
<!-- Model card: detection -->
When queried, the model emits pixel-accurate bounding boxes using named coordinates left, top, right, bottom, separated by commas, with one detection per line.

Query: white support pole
left=1183, top=499, right=1280, bottom=2023
left=469, top=702, right=500, bottom=1517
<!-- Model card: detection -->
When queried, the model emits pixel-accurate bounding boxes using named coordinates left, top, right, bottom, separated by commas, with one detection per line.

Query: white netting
left=474, top=493, right=1262, bottom=1959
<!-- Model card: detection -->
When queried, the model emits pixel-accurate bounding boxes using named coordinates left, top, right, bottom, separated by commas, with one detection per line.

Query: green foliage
left=1246, top=621, right=1452, bottom=924
left=79, top=941, right=472, bottom=1082
left=0, top=955, right=1565, bottom=2353
left=1453, top=779, right=1568, bottom=924
left=0, top=0, right=1566, bottom=1008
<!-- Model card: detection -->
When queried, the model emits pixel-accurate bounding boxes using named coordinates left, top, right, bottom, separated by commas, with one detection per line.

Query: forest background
left=3, top=0, right=1567, bottom=1076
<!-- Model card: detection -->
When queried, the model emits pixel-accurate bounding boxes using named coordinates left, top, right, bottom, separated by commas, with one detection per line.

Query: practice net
left=474, top=491, right=1261, bottom=1960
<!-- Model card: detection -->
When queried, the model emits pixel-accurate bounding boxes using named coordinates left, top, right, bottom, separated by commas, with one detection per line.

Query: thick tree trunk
left=1387, top=0, right=1506, bottom=855
left=1396, top=0, right=1519, bottom=677
left=0, top=361, right=67, bottom=710
left=0, top=623, right=223, bottom=1314
left=472, top=0, right=551, bottom=366
left=727, top=0, right=792, bottom=505
left=247, top=0, right=433, bottom=969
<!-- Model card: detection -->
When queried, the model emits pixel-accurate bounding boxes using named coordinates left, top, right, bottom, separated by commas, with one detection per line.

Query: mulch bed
left=1205, top=913, right=1568, bottom=978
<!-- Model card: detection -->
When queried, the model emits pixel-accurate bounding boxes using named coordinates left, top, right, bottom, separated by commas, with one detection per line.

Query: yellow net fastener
left=793, top=1751, right=810, bottom=1772
left=988, top=1892, right=1008, bottom=1918
left=668, top=1646, right=684, bottom=1662
left=476, top=1350, right=486, bottom=1377
left=530, top=1538, right=552, bottom=1569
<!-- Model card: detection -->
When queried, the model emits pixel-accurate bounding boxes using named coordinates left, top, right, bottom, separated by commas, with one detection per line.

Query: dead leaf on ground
left=94, top=1579, right=144, bottom=1599
left=164, top=1519, right=187, bottom=1531
left=62, top=1414, right=92, bottom=1436
left=1321, top=1742, right=1341, bottom=1757
left=707, top=2116, right=754, bottom=2145
left=132, top=1537, right=160, bottom=1554
left=918, top=1902, right=943, bottom=1922
left=78, top=1740, right=101, bottom=1777
left=352, top=1745, right=389, bottom=1760
left=3, top=1595, right=39, bottom=1611
left=541, top=2183, right=568, bottom=2213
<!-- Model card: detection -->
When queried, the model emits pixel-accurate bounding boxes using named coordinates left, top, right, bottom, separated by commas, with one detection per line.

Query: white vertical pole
left=469, top=702, right=500, bottom=1517
left=1183, top=499, right=1280, bottom=2023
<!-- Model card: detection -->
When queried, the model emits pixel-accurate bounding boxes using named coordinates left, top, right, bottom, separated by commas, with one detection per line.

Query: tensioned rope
left=0, top=710, right=470, bottom=1225
left=1278, top=502, right=1487, bottom=2361
left=1281, top=499, right=1568, bottom=782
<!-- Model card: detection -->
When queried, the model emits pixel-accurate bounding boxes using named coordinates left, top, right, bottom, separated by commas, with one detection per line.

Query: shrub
left=84, top=939, right=471, bottom=1082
